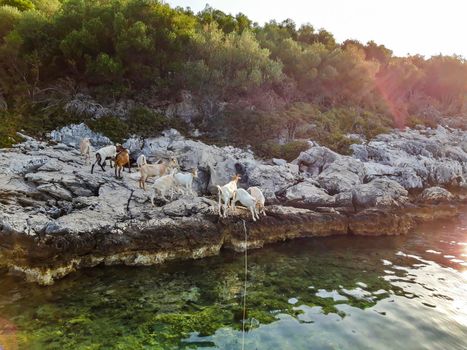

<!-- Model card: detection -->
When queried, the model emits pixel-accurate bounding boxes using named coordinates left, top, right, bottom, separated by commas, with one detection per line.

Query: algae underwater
left=0, top=213, right=466, bottom=350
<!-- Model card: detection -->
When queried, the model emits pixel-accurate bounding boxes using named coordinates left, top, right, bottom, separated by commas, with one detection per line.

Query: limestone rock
left=429, top=160, right=464, bottom=186
left=246, top=162, right=300, bottom=201
left=284, top=180, right=334, bottom=207
left=38, top=158, right=64, bottom=172
left=165, top=91, right=200, bottom=122
left=317, top=158, right=365, bottom=194
left=294, top=146, right=339, bottom=176
left=162, top=197, right=217, bottom=217
left=37, top=184, right=73, bottom=201
left=363, top=162, right=423, bottom=190
left=418, top=187, right=454, bottom=203
left=0, top=125, right=466, bottom=285
left=272, top=158, right=287, bottom=166
left=352, top=178, right=408, bottom=209
left=125, top=132, right=299, bottom=200
left=8, top=155, right=49, bottom=175
left=349, top=209, right=414, bottom=236
left=334, top=191, right=353, bottom=208
left=352, top=126, right=467, bottom=189
left=50, top=123, right=112, bottom=148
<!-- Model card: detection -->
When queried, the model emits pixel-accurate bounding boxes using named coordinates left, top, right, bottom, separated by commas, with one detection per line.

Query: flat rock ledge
left=1, top=126, right=466, bottom=284
left=1, top=203, right=462, bottom=285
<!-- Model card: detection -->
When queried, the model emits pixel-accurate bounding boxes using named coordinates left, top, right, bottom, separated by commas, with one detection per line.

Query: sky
left=166, top=0, right=466, bottom=58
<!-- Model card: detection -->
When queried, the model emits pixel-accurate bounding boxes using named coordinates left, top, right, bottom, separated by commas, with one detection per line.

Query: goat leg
left=218, top=192, right=222, bottom=217
left=250, top=206, right=257, bottom=221
left=91, top=161, right=97, bottom=174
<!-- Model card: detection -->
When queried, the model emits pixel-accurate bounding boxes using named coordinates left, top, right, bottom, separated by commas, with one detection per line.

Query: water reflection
left=0, top=213, right=466, bottom=349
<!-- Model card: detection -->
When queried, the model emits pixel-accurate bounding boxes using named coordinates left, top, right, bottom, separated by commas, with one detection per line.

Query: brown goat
left=139, top=157, right=178, bottom=190
left=115, top=148, right=131, bottom=178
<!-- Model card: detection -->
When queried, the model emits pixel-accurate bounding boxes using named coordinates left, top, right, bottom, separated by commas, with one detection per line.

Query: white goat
left=136, top=154, right=147, bottom=169
left=174, top=168, right=198, bottom=195
left=91, top=145, right=117, bottom=173
left=232, top=188, right=259, bottom=221
left=248, top=186, right=266, bottom=216
left=149, top=169, right=177, bottom=205
left=139, top=157, right=178, bottom=191
left=79, top=138, right=91, bottom=165
left=216, top=175, right=241, bottom=218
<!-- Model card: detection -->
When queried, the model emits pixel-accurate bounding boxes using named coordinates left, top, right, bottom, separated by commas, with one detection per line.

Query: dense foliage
left=0, top=0, right=465, bottom=155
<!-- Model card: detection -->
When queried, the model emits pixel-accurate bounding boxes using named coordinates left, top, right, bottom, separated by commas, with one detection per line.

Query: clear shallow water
left=0, top=214, right=466, bottom=350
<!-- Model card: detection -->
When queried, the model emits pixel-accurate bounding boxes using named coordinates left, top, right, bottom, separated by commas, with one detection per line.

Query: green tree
left=316, top=29, right=336, bottom=50
left=281, top=102, right=318, bottom=141
left=297, top=24, right=315, bottom=45
left=0, top=0, right=465, bottom=148
left=183, top=25, right=282, bottom=117
left=364, top=40, right=392, bottom=65
left=0, top=0, right=33, bottom=12
left=30, top=0, right=59, bottom=16
left=421, top=55, right=467, bottom=113
left=0, top=5, right=21, bottom=42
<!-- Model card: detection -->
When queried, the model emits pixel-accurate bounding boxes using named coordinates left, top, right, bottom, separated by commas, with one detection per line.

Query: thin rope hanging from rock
left=241, top=219, right=248, bottom=350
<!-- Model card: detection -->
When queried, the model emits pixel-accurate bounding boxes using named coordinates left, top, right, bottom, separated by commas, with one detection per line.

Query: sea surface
left=0, top=213, right=466, bottom=350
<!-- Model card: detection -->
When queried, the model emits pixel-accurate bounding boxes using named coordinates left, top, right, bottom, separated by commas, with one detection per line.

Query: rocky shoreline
left=1, top=125, right=466, bottom=285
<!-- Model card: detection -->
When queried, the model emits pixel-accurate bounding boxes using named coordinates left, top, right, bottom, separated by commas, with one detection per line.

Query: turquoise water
left=0, top=214, right=466, bottom=350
